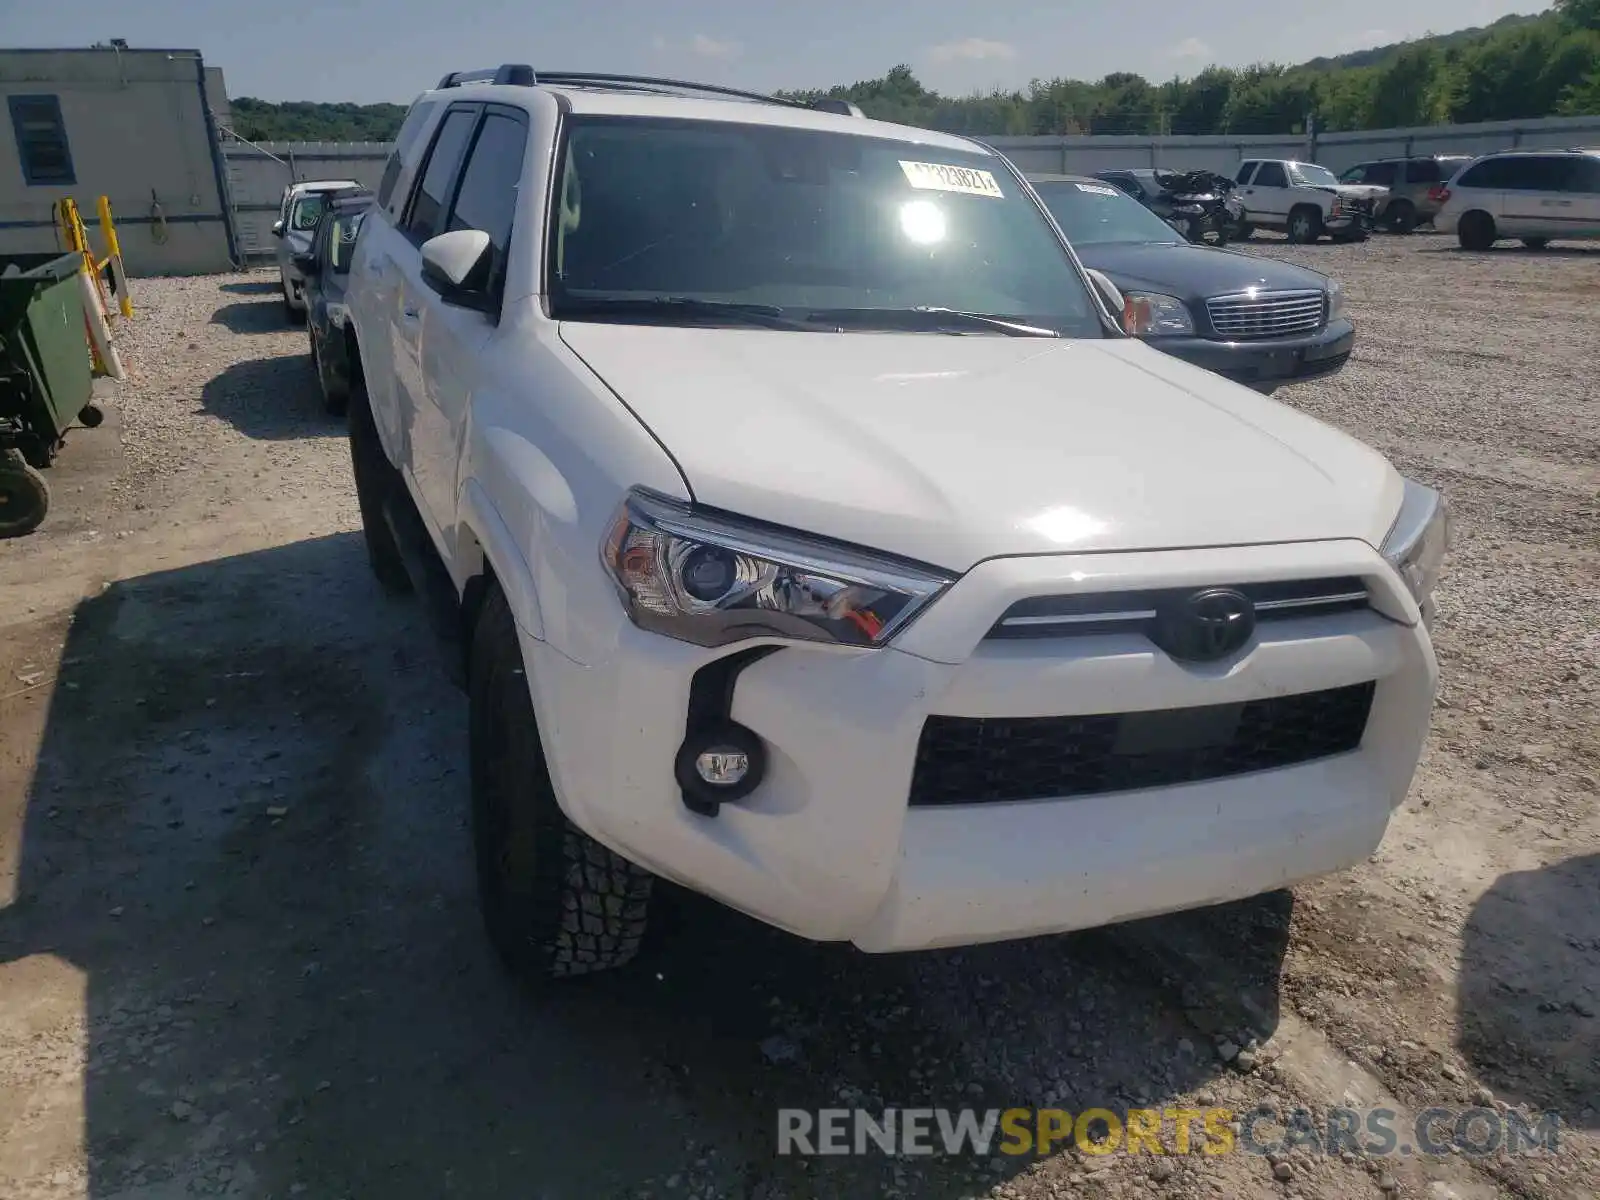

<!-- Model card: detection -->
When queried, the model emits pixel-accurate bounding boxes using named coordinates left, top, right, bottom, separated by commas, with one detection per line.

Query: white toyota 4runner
left=341, top=65, right=1448, bottom=982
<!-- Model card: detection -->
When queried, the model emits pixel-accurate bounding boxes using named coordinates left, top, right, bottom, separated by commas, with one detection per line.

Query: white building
left=1, top=45, right=238, bottom=275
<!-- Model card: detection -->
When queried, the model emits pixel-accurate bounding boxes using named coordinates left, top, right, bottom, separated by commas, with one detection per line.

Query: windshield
left=289, top=194, right=328, bottom=232
left=1291, top=163, right=1340, bottom=188
left=547, top=116, right=1105, bottom=337
left=1032, top=179, right=1182, bottom=246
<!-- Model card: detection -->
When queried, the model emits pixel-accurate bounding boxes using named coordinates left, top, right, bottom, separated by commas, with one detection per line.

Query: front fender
left=458, top=475, right=545, bottom=642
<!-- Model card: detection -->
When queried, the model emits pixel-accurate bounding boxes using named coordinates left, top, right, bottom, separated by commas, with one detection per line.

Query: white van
left=1433, top=149, right=1600, bottom=250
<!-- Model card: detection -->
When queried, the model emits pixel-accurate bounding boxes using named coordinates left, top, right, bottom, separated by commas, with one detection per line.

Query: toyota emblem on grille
left=1153, top=587, right=1256, bottom=663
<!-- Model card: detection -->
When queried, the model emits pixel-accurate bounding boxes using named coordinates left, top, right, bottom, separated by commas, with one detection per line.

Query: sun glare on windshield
left=899, top=200, right=948, bottom=245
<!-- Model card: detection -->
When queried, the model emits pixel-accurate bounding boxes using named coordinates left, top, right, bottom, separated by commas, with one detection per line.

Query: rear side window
left=1564, top=155, right=1600, bottom=194
left=1253, top=162, right=1288, bottom=188
left=1406, top=159, right=1443, bottom=184
left=403, top=107, right=478, bottom=245
left=378, top=99, right=441, bottom=209
left=1363, top=162, right=1398, bottom=186
left=445, top=110, right=529, bottom=296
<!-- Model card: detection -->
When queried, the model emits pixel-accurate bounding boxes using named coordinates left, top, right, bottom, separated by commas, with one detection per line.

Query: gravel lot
left=0, top=234, right=1596, bottom=1200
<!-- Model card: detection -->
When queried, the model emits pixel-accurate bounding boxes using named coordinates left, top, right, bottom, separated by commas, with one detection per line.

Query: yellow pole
left=97, top=195, right=134, bottom=318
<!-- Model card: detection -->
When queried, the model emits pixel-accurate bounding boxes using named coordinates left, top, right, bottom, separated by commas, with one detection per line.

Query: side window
left=328, top=214, right=364, bottom=273
left=1365, top=162, right=1398, bottom=187
left=1503, top=156, right=1564, bottom=191
left=378, top=99, right=440, bottom=208
left=402, top=107, right=479, bottom=246
left=1564, top=156, right=1600, bottom=194
left=1456, top=161, right=1493, bottom=189
left=1407, top=159, right=1442, bottom=184
left=1339, top=165, right=1366, bottom=183
left=1254, top=162, right=1288, bottom=188
left=444, top=110, right=529, bottom=296
left=1235, top=163, right=1257, bottom=185
left=9, top=95, right=75, bottom=186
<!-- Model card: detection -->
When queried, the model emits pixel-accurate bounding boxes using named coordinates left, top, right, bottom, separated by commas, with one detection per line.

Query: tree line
left=227, top=2, right=1599, bottom=143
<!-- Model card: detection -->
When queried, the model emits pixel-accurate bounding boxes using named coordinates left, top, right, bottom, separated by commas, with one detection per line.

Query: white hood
left=559, top=325, right=1401, bottom=572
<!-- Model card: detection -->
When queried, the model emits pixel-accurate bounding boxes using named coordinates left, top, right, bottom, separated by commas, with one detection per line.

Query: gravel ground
left=0, top=235, right=1596, bottom=1200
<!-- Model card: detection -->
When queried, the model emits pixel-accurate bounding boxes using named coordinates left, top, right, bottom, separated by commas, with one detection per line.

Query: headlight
left=1381, top=478, right=1451, bottom=618
left=1122, top=291, right=1194, bottom=337
left=1326, top=277, right=1346, bottom=320
left=602, top=489, right=952, bottom=648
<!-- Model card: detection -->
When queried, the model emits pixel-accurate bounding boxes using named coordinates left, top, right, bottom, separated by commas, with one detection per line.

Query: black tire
left=0, top=450, right=49, bottom=539
left=470, top=584, right=653, bottom=981
left=1286, top=206, right=1323, bottom=245
left=1458, top=211, right=1497, bottom=251
left=1383, top=201, right=1416, bottom=234
left=310, top=329, right=346, bottom=415
left=1233, top=222, right=1254, bottom=241
left=1521, top=238, right=1549, bottom=251
left=282, top=280, right=306, bottom=325
left=78, top=403, right=105, bottom=429
left=346, top=378, right=413, bottom=596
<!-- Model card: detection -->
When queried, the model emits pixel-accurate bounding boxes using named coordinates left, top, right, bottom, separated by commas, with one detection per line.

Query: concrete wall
left=0, top=48, right=236, bottom=276
left=992, top=114, right=1600, bottom=178
left=221, top=141, right=390, bottom=261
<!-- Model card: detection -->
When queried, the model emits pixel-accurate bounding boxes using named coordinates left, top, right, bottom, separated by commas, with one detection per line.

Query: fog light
left=675, top=721, right=765, bottom=816
left=695, top=746, right=750, bottom=786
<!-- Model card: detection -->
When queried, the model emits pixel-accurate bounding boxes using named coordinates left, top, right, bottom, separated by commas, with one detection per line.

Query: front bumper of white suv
left=520, top=535, right=1437, bottom=953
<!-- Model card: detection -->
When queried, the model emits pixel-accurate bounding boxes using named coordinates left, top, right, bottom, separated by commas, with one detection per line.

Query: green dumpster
left=0, top=251, right=102, bottom=538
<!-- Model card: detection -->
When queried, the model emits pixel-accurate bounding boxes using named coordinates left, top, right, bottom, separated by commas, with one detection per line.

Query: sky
left=5, top=0, right=1552, bottom=105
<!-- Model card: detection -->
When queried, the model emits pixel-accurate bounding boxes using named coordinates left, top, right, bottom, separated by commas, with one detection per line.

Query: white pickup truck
left=1232, top=159, right=1386, bottom=243
left=338, top=65, right=1447, bottom=984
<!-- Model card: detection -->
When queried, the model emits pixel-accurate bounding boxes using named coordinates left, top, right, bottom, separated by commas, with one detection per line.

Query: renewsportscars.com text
left=777, top=1106, right=1562, bottom=1159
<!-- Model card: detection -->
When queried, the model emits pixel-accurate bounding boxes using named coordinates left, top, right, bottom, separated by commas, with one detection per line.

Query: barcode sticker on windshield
left=1075, top=182, right=1120, bottom=196
left=899, top=160, right=1005, bottom=198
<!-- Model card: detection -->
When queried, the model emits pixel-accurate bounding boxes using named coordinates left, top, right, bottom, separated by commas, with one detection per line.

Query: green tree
left=1367, top=45, right=1452, bottom=127
left=1555, top=0, right=1600, bottom=30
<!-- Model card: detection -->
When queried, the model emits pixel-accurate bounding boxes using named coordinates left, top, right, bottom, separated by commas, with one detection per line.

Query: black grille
left=908, top=681, right=1375, bottom=807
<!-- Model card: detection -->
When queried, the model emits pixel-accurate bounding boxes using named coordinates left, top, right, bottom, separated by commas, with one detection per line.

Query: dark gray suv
left=1338, top=156, right=1471, bottom=232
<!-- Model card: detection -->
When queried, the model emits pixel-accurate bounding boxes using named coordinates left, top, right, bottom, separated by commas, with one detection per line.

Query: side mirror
left=420, top=229, right=494, bottom=308
left=271, top=220, right=284, bottom=238
left=1083, top=268, right=1125, bottom=325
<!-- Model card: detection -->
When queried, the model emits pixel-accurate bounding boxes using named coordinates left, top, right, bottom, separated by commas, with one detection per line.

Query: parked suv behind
left=1434, top=149, right=1600, bottom=250
left=340, top=64, right=1447, bottom=983
left=1337, top=155, right=1470, bottom=232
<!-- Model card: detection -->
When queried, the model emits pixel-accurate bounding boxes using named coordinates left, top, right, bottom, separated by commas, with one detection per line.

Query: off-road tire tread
left=470, top=585, right=652, bottom=981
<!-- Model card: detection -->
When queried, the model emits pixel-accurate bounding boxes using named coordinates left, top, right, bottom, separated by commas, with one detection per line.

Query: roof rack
left=430, top=64, right=865, bottom=117
left=534, top=71, right=816, bottom=109
left=435, top=63, right=536, bottom=89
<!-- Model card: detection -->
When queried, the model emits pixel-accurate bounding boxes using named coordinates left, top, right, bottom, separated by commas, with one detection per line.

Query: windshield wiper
left=803, top=306, right=1060, bottom=338
left=555, top=295, right=811, bottom=331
